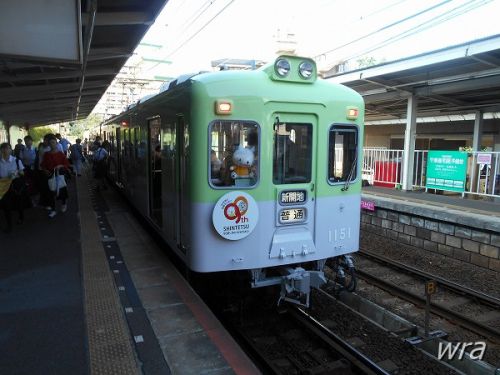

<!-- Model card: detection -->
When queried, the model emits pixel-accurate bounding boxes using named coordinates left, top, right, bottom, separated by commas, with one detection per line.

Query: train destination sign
left=426, top=151, right=467, bottom=193
left=213, top=191, right=259, bottom=240
left=279, top=190, right=307, bottom=205
left=279, top=208, right=306, bottom=224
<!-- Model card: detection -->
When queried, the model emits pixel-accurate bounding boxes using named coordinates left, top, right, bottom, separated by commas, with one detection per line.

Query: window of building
left=209, top=120, right=259, bottom=188
left=273, top=122, right=312, bottom=184
left=328, top=125, right=358, bottom=184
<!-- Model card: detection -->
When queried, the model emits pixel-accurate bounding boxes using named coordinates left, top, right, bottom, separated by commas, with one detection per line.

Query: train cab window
left=209, top=120, right=259, bottom=188
left=273, top=123, right=312, bottom=184
left=328, top=125, right=358, bottom=184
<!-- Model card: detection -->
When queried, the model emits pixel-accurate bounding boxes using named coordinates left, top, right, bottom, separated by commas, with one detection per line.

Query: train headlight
left=275, top=58, right=291, bottom=77
left=298, top=61, right=314, bottom=79
left=346, top=106, right=359, bottom=120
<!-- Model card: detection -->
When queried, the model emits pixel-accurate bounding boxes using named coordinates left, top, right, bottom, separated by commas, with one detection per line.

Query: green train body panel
left=189, top=67, right=364, bottom=203
left=103, top=56, right=364, bottom=273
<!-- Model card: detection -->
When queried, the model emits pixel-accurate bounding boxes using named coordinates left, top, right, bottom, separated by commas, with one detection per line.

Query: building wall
left=364, top=120, right=500, bottom=150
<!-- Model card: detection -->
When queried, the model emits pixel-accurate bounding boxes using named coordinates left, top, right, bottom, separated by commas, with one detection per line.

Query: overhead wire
left=343, top=0, right=492, bottom=63
left=147, top=0, right=236, bottom=71
left=176, top=0, right=216, bottom=38
left=314, top=0, right=453, bottom=59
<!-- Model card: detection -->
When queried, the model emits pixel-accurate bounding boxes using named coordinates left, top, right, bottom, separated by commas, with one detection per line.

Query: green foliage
left=68, top=114, right=102, bottom=137
left=28, top=126, right=54, bottom=144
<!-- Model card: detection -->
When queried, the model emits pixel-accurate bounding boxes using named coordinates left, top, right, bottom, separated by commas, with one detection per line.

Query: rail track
left=226, top=301, right=389, bottom=375
left=356, top=249, right=500, bottom=343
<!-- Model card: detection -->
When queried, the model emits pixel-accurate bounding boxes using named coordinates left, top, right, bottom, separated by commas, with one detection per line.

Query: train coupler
left=278, top=267, right=327, bottom=307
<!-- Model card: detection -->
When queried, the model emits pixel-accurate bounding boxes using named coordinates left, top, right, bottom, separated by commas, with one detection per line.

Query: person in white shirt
left=0, top=142, right=23, bottom=178
left=20, top=135, right=37, bottom=170
left=0, top=142, right=25, bottom=232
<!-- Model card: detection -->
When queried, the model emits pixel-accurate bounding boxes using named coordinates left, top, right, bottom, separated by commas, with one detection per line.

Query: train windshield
left=328, top=125, right=358, bottom=184
left=273, top=123, right=312, bottom=184
left=209, top=120, right=259, bottom=188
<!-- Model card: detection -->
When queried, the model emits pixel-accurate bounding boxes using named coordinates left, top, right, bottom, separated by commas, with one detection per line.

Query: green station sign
left=426, top=151, right=467, bottom=192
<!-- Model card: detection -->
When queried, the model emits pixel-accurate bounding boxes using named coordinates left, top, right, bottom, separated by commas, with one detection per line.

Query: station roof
left=325, top=34, right=500, bottom=122
left=0, top=0, right=167, bottom=128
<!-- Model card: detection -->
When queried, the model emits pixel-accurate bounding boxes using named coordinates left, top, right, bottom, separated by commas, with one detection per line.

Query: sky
left=134, top=0, right=500, bottom=77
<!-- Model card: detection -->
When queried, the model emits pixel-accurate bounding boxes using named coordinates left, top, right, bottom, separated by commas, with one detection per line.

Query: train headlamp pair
left=275, top=58, right=314, bottom=79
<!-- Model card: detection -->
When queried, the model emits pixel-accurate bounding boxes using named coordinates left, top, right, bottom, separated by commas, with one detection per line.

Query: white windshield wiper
left=341, top=153, right=357, bottom=191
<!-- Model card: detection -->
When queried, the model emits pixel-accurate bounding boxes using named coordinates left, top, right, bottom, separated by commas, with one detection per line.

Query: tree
left=68, top=114, right=102, bottom=137
left=28, top=126, right=55, bottom=144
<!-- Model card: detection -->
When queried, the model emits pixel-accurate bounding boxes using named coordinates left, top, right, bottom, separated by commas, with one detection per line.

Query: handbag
left=48, top=169, right=67, bottom=193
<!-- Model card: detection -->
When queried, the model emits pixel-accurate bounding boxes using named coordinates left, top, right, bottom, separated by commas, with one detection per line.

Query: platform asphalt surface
left=0, top=179, right=88, bottom=374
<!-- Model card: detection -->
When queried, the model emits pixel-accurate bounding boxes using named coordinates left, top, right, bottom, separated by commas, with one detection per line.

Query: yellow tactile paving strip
left=77, top=172, right=140, bottom=375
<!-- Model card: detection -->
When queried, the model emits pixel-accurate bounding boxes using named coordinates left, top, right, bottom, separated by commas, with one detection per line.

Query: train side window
left=328, top=125, right=358, bottom=184
left=209, top=120, right=259, bottom=188
left=273, top=123, right=312, bottom=184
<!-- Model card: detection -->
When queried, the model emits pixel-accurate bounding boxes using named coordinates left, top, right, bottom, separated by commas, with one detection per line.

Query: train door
left=175, top=114, right=188, bottom=253
left=114, top=128, right=122, bottom=182
left=148, top=118, right=162, bottom=227
left=270, top=113, right=316, bottom=258
left=161, top=119, right=176, bottom=242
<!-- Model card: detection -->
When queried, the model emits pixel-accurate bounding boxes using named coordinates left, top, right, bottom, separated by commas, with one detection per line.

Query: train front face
left=188, top=56, right=364, bottom=283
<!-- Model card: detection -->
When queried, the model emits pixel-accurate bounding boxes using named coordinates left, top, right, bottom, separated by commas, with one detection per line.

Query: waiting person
left=70, top=139, right=84, bottom=176
left=82, top=138, right=89, bottom=158
left=55, top=133, right=71, bottom=156
left=93, top=142, right=108, bottom=190
left=20, top=135, right=36, bottom=170
left=40, top=135, right=70, bottom=218
left=19, top=135, right=37, bottom=199
left=0, top=142, right=26, bottom=232
left=36, top=135, right=54, bottom=209
left=13, top=138, right=25, bottom=159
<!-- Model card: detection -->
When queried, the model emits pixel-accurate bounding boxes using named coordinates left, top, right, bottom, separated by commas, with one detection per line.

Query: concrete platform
left=98, top=177, right=260, bottom=375
left=0, top=169, right=259, bottom=374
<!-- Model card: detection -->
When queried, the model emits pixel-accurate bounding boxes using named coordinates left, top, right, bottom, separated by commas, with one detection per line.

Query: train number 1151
left=329, top=227, right=352, bottom=242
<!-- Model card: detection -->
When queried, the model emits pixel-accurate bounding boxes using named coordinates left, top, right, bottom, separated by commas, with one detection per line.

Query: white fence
left=363, top=148, right=500, bottom=198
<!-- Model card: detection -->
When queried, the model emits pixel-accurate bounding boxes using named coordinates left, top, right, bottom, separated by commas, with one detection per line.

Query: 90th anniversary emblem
left=212, top=191, right=259, bottom=240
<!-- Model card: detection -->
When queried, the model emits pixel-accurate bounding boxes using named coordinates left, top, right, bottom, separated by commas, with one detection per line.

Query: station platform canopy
left=325, top=34, right=500, bottom=123
left=0, top=0, right=167, bottom=127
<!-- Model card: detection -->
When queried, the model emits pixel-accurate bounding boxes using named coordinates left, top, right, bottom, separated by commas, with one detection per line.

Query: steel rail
left=358, top=248, right=500, bottom=308
left=289, top=305, right=390, bottom=375
left=355, top=268, right=500, bottom=344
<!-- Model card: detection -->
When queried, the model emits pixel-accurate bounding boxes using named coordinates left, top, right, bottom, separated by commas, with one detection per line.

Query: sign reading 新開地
left=426, top=151, right=468, bottom=192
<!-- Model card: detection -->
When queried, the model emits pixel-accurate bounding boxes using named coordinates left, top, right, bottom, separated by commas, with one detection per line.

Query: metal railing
left=466, top=151, right=500, bottom=197
left=363, top=148, right=403, bottom=188
left=363, top=148, right=500, bottom=198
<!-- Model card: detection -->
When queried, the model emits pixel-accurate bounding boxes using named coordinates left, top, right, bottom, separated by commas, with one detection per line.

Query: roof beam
left=0, top=96, right=100, bottom=114
left=83, top=12, right=153, bottom=26
left=0, top=67, right=118, bottom=83
left=0, top=88, right=104, bottom=103
left=362, top=90, right=412, bottom=104
left=0, top=81, right=108, bottom=101
left=428, top=94, right=470, bottom=107
left=414, top=74, right=500, bottom=96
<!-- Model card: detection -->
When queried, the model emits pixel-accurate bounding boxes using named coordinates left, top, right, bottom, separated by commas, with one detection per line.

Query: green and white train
left=103, top=56, right=364, bottom=306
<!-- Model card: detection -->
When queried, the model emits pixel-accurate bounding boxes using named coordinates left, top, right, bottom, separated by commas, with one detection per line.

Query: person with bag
left=0, top=142, right=29, bottom=232
left=40, top=135, right=70, bottom=218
